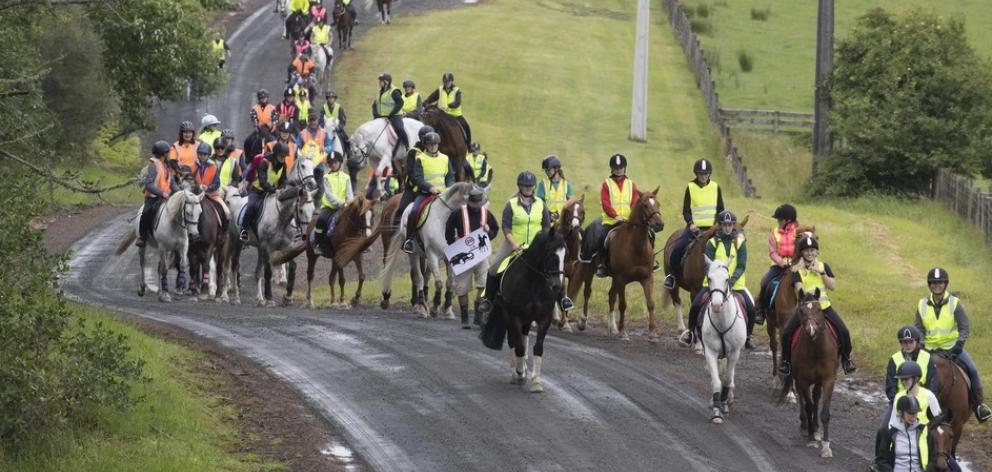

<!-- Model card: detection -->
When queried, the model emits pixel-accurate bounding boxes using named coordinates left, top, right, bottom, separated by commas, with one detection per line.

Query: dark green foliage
left=696, top=4, right=710, bottom=18
left=812, top=9, right=992, bottom=196
left=737, top=50, right=753, bottom=72
left=690, top=18, right=712, bottom=36
left=750, top=7, right=771, bottom=21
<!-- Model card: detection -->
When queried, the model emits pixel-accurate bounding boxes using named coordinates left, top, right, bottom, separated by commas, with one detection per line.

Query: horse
left=932, top=352, right=970, bottom=457
left=930, top=418, right=956, bottom=471
left=700, top=257, right=747, bottom=424
left=375, top=193, right=429, bottom=311
left=350, top=117, right=424, bottom=193
left=778, top=289, right=838, bottom=459
left=333, top=1, right=353, bottom=50
left=480, top=230, right=567, bottom=393
left=218, top=186, right=247, bottom=304
left=312, top=43, right=334, bottom=86
left=604, top=188, right=664, bottom=340
left=549, top=197, right=589, bottom=332
left=421, top=105, right=469, bottom=182
left=115, top=183, right=203, bottom=302
left=187, top=197, right=226, bottom=301
left=376, top=0, right=392, bottom=24
left=380, top=182, right=477, bottom=318
left=249, top=184, right=314, bottom=306
left=286, top=12, right=310, bottom=42
left=766, top=226, right=816, bottom=378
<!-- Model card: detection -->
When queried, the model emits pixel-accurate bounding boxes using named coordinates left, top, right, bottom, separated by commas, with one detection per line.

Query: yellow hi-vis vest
left=919, top=295, right=960, bottom=350
left=467, top=152, right=487, bottom=181
left=542, top=178, right=568, bottom=215
left=401, top=92, right=420, bottom=114
left=321, top=170, right=349, bottom=210
left=893, top=387, right=935, bottom=427
left=199, top=129, right=221, bottom=150
left=688, top=180, right=719, bottom=227
left=219, top=156, right=238, bottom=187
left=312, top=25, right=331, bottom=45
left=703, top=234, right=746, bottom=290
left=891, top=350, right=932, bottom=395
left=797, top=261, right=830, bottom=309
left=601, top=178, right=632, bottom=225
left=323, top=102, right=341, bottom=121
left=509, top=197, right=544, bottom=250
left=438, top=86, right=462, bottom=117
left=376, top=86, right=400, bottom=115
left=252, top=162, right=285, bottom=191
left=211, top=39, right=226, bottom=61
left=290, top=0, right=308, bottom=13
left=413, top=150, right=449, bottom=193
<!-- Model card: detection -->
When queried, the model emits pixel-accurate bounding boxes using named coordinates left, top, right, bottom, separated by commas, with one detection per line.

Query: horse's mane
left=164, top=189, right=187, bottom=220
left=522, top=230, right=565, bottom=262
left=332, top=196, right=379, bottom=268
left=441, top=181, right=473, bottom=200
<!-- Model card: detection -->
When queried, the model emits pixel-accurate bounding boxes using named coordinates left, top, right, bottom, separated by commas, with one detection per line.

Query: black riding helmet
left=609, top=153, right=627, bottom=169
left=542, top=155, right=562, bottom=170
left=152, top=140, right=171, bottom=157
left=517, top=171, right=537, bottom=187
left=895, top=360, right=923, bottom=379
left=469, top=142, right=481, bottom=152
left=179, top=120, right=196, bottom=132
left=418, top=125, right=436, bottom=141
left=197, top=142, right=212, bottom=155
left=279, top=121, right=293, bottom=134
left=284, top=88, right=294, bottom=98
left=213, top=137, right=225, bottom=150
left=402, top=79, right=415, bottom=88
left=897, top=325, right=923, bottom=343
left=927, top=267, right=949, bottom=285
left=328, top=151, right=344, bottom=162
left=773, top=204, right=797, bottom=222
left=693, top=158, right=713, bottom=174
left=273, top=142, right=290, bottom=158
left=423, top=132, right=441, bottom=145
left=896, top=395, right=922, bottom=414
left=325, top=90, right=337, bottom=99
left=797, top=235, right=818, bottom=252
left=442, top=72, right=454, bottom=83
left=257, top=88, right=269, bottom=99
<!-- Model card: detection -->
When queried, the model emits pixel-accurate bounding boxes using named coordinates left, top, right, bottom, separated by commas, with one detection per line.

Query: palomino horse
left=700, top=258, right=747, bottom=424
left=380, top=182, right=477, bottom=317
left=187, top=197, right=226, bottom=301
left=766, top=226, right=816, bottom=378
left=116, top=183, right=203, bottom=302
left=480, top=230, right=567, bottom=393
left=932, top=352, right=970, bottom=456
left=779, top=289, right=838, bottom=459
left=333, top=1, right=353, bottom=49
left=421, top=105, right=468, bottom=182
left=376, top=0, right=392, bottom=24
left=605, top=188, right=664, bottom=339
left=350, top=117, right=424, bottom=193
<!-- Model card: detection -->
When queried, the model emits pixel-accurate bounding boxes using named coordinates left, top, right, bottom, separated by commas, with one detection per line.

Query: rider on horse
left=536, top=155, right=573, bottom=218
left=874, top=328, right=940, bottom=463
left=169, top=120, right=200, bottom=176
left=277, top=89, right=300, bottom=130
left=310, top=0, right=328, bottom=24
left=477, top=171, right=574, bottom=317
left=136, top=141, right=180, bottom=248
left=401, top=79, right=423, bottom=120
left=240, top=142, right=291, bottom=241
left=312, top=152, right=353, bottom=256
left=664, top=158, right=724, bottom=291
left=298, top=110, right=333, bottom=200
left=400, top=131, right=454, bottom=254
left=915, top=267, right=992, bottom=422
left=251, top=89, right=276, bottom=130
left=424, top=72, right=471, bottom=147
left=778, top=236, right=856, bottom=376
left=874, top=395, right=952, bottom=472
left=211, top=32, right=230, bottom=69
left=198, top=114, right=222, bottom=151
left=372, top=73, right=409, bottom=153
left=290, top=53, right=315, bottom=82
left=679, top=210, right=757, bottom=350
left=214, top=136, right=243, bottom=189
left=444, top=186, right=499, bottom=328
left=336, top=0, right=358, bottom=25
left=244, top=122, right=273, bottom=163
left=194, top=142, right=229, bottom=230
left=266, top=121, right=299, bottom=163
left=320, top=90, right=349, bottom=147
left=756, top=203, right=798, bottom=325
left=466, top=142, right=491, bottom=185
left=296, top=88, right=313, bottom=132
left=311, top=16, right=331, bottom=56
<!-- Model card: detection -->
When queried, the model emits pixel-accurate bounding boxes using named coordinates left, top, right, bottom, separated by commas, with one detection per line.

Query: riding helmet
left=717, top=210, right=737, bottom=224
left=423, top=132, right=441, bottom=145
left=541, top=155, right=562, bottom=170
left=897, top=325, right=923, bottom=343
left=308, top=110, right=320, bottom=120
left=469, top=142, right=481, bottom=152
left=609, top=153, right=627, bottom=169
left=772, top=204, right=797, bottom=222
left=517, top=171, right=537, bottom=187
left=895, top=360, right=923, bottom=379
left=197, top=142, right=212, bottom=155
left=325, top=90, right=338, bottom=98
left=468, top=186, right=485, bottom=204
left=328, top=151, right=344, bottom=162
left=693, top=158, right=713, bottom=174
left=221, top=128, right=235, bottom=138
left=896, top=395, right=922, bottom=414
left=927, top=267, right=949, bottom=285
left=273, top=142, right=290, bottom=157
left=378, top=73, right=392, bottom=84
left=402, top=79, right=415, bottom=88
left=213, top=137, right=225, bottom=150
left=442, top=72, right=454, bottom=83
left=257, top=89, right=269, bottom=99
left=418, top=125, right=436, bottom=141
left=152, top=140, right=171, bottom=156
left=201, top=114, right=221, bottom=128
left=284, top=88, right=294, bottom=97
left=279, top=121, right=293, bottom=133
left=797, top=235, right=818, bottom=252
left=180, top=120, right=196, bottom=132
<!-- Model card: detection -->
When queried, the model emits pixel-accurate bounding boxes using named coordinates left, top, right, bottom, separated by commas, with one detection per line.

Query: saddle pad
left=603, top=226, right=622, bottom=250
left=415, top=195, right=437, bottom=229
left=381, top=118, right=398, bottom=147
left=236, top=203, right=248, bottom=228
left=791, top=319, right=839, bottom=349
left=766, top=276, right=783, bottom=309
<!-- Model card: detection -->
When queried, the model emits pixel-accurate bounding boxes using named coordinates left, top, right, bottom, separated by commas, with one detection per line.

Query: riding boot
left=557, top=288, right=574, bottom=312
left=975, top=389, right=991, bottom=423
left=779, top=316, right=800, bottom=377
left=477, top=274, right=499, bottom=317
left=754, top=307, right=766, bottom=325
left=745, top=318, right=756, bottom=350
left=402, top=202, right=418, bottom=254
left=460, top=301, right=470, bottom=329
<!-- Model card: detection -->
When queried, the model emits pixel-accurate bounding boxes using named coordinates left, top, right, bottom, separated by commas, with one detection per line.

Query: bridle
left=932, top=422, right=954, bottom=470
left=515, top=242, right=565, bottom=289
left=705, top=263, right=739, bottom=357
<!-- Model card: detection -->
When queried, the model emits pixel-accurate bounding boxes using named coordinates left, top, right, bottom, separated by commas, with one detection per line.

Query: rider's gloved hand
left=952, top=340, right=965, bottom=356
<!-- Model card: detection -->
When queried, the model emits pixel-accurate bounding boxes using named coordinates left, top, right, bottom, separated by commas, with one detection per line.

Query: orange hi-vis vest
left=252, top=103, right=276, bottom=128
left=145, top=158, right=172, bottom=198
left=170, top=141, right=199, bottom=174
left=196, top=161, right=221, bottom=202
left=265, top=140, right=297, bottom=170
left=299, top=127, right=328, bottom=165
left=293, top=58, right=314, bottom=77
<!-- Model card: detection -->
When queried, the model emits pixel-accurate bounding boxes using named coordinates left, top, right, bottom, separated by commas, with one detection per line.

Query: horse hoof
left=578, top=319, right=587, bottom=331
left=281, top=297, right=293, bottom=307
left=619, top=332, right=630, bottom=341
left=648, top=332, right=660, bottom=343
left=813, top=431, right=823, bottom=442
left=350, top=298, right=360, bottom=307
left=265, top=300, right=277, bottom=308
left=820, top=442, right=832, bottom=458
left=232, top=298, right=242, bottom=305
left=159, top=292, right=172, bottom=303
left=711, top=411, right=723, bottom=424
left=806, top=441, right=818, bottom=449
left=562, top=322, right=573, bottom=333
left=138, top=285, right=146, bottom=297
left=530, top=382, right=544, bottom=393
left=380, top=300, right=389, bottom=310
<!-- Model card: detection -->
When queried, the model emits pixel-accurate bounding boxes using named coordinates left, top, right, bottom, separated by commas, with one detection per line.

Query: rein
left=705, top=266, right=740, bottom=358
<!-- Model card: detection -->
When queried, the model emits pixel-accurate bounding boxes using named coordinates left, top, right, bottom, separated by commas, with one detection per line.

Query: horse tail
left=270, top=240, right=307, bottom=266
left=479, top=305, right=506, bottom=350
left=777, top=375, right=795, bottom=405
left=378, top=229, right=404, bottom=291
left=333, top=222, right=382, bottom=269
left=115, top=228, right=137, bottom=256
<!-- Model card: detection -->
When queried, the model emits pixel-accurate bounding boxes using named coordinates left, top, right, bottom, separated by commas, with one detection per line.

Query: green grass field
left=49, top=128, right=142, bottom=208
left=679, top=0, right=992, bottom=110
left=0, top=303, right=279, bottom=472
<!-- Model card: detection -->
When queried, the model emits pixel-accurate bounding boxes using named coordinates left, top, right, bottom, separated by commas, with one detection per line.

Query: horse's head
left=560, top=195, right=586, bottom=233
left=466, top=183, right=489, bottom=209
left=632, top=187, right=664, bottom=233
left=291, top=155, right=318, bottom=194
left=182, top=189, right=204, bottom=240
left=797, top=288, right=825, bottom=340
left=703, top=256, right=733, bottom=309
left=348, top=195, right=375, bottom=238
left=349, top=129, right=370, bottom=163
left=930, top=417, right=954, bottom=471
left=440, top=182, right=474, bottom=208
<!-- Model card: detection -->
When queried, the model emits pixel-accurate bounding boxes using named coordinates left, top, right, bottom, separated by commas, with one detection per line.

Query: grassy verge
left=0, top=303, right=279, bottom=472
left=49, top=126, right=142, bottom=208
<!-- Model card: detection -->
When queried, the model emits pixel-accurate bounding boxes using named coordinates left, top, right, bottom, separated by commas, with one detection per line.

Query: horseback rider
left=290, top=52, right=315, bottom=82
left=266, top=121, right=299, bottom=163
left=214, top=137, right=243, bottom=189
left=244, top=122, right=274, bottom=163
left=778, top=235, right=857, bottom=376
left=466, top=142, right=491, bottom=185
left=251, top=89, right=276, bottom=130
left=194, top=142, right=228, bottom=230
left=136, top=141, right=180, bottom=248
left=372, top=73, right=409, bottom=153
left=679, top=210, right=757, bottom=350
left=337, top=0, right=358, bottom=25
left=277, top=89, right=300, bottom=129
left=298, top=110, right=333, bottom=201
left=240, top=142, right=291, bottom=241
left=309, top=0, right=328, bottom=25
left=311, top=152, right=353, bottom=256
left=664, top=158, right=724, bottom=290
left=873, top=395, right=956, bottom=472
left=874, top=328, right=940, bottom=462
left=536, top=154, right=573, bottom=217
left=425, top=72, right=471, bottom=147
left=296, top=88, right=313, bottom=132
left=198, top=114, right=222, bottom=151
left=915, top=267, right=992, bottom=422
left=444, top=186, right=499, bottom=328
left=756, top=203, right=798, bottom=325
left=211, top=31, right=230, bottom=69
left=401, top=79, right=423, bottom=120
left=310, top=16, right=331, bottom=58
left=391, top=125, right=435, bottom=223
left=169, top=120, right=200, bottom=176
left=477, top=171, right=574, bottom=317
left=285, top=0, right=310, bottom=39
left=400, top=131, right=454, bottom=254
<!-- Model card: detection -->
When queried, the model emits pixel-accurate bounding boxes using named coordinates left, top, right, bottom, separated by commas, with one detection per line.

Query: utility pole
left=629, top=0, right=649, bottom=142
left=812, top=0, right=834, bottom=174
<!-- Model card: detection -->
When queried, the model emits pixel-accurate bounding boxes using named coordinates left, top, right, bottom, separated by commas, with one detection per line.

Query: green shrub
left=697, top=4, right=710, bottom=18
left=682, top=4, right=695, bottom=18
left=750, top=7, right=771, bottom=21
left=737, top=50, right=753, bottom=72
left=690, top=18, right=712, bottom=35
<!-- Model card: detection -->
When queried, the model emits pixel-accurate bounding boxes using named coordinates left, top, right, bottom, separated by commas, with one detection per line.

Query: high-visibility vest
left=321, top=170, right=349, bottom=210
left=145, top=158, right=172, bottom=198
left=401, top=92, right=420, bottom=114
left=891, top=350, right=932, bottom=395
left=438, top=86, right=462, bottom=117
left=413, top=150, right=449, bottom=193
left=293, top=58, right=314, bottom=77
left=265, top=140, right=298, bottom=168
left=797, top=261, right=830, bottom=309
left=601, top=177, right=632, bottom=225
left=290, top=0, right=308, bottom=13
left=300, top=127, right=328, bottom=165
left=219, top=155, right=239, bottom=187
left=703, top=234, right=746, bottom=290
left=277, top=102, right=297, bottom=123
left=312, top=25, right=330, bottom=45
left=773, top=223, right=797, bottom=259
left=467, top=152, right=487, bottom=182
left=170, top=141, right=199, bottom=174
left=377, top=86, right=400, bottom=115
left=298, top=100, right=312, bottom=125
left=323, top=102, right=341, bottom=121
left=541, top=178, right=568, bottom=214
left=252, top=103, right=275, bottom=127
left=688, top=180, right=719, bottom=227
left=509, top=197, right=544, bottom=249
left=196, top=160, right=221, bottom=201
left=211, top=39, right=226, bottom=61
left=252, top=161, right=285, bottom=191
left=919, top=295, right=960, bottom=350
left=893, top=387, right=935, bottom=427
left=199, top=129, right=221, bottom=150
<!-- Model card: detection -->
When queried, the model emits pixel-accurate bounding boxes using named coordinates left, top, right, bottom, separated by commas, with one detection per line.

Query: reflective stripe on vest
left=542, top=178, right=568, bottom=214
left=312, top=25, right=330, bottom=45
left=414, top=151, right=449, bottom=192
left=212, top=39, right=226, bottom=61
left=919, top=296, right=959, bottom=350
left=602, top=178, right=632, bottom=225
left=510, top=197, right=544, bottom=249
left=323, top=102, right=341, bottom=120
left=703, top=234, right=746, bottom=290
left=438, top=86, right=462, bottom=117
left=891, top=350, right=931, bottom=395
left=467, top=152, right=487, bottom=181
left=401, top=92, right=420, bottom=114
left=145, top=158, right=171, bottom=198
left=253, top=103, right=275, bottom=127
left=798, top=261, right=830, bottom=309
left=377, top=86, right=400, bottom=115
left=688, top=181, right=719, bottom=227
left=893, top=388, right=934, bottom=427
left=321, top=170, right=349, bottom=209
left=300, top=127, right=328, bottom=165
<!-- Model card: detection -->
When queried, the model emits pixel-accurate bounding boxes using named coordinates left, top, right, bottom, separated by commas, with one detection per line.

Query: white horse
left=116, top=182, right=203, bottom=302
left=350, top=117, right=424, bottom=191
left=700, top=257, right=747, bottom=424
left=312, top=44, right=334, bottom=87
left=380, top=182, right=477, bottom=318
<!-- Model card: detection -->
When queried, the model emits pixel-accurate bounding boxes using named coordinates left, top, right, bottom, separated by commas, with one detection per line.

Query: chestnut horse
left=550, top=196, right=585, bottom=331
left=605, top=188, right=664, bottom=340
left=778, top=289, right=838, bottom=459
left=932, top=352, right=970, bottom=457
left=307, top=196, right=377, bottom=308
left=766, top=226, right=816, bottom=377
left=421, top=105, right=468, bottom=182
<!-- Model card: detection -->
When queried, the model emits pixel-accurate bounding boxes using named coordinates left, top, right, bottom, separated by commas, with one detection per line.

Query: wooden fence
left=933, top=169, right=992, bottom=245
left=720, top=108, right=815, bottom=134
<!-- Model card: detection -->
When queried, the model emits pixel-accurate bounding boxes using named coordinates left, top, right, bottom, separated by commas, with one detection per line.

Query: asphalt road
left=80, top=1, right=884, bottom=470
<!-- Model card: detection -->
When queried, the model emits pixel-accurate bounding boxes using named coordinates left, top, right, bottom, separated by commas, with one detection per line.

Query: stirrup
left=778, top=360, right=792, bottom=377
left=678, top=329, right=693, bottom=347
left=976, top=404, right=991, bottom=423
left=239, top=229, right=250, bottom=242
left=401, top=238, right=415, bottom=254
left=663, top=274, right=675, bottom=290
left=754, top=309, right=766, bottom=325
left=842, top=358, right=857, bottom=375
left=559, top=296, right=574, bottom=312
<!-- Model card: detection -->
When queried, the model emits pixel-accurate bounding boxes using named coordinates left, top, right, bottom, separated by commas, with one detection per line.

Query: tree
left=810, top=9, right=992, bottom=196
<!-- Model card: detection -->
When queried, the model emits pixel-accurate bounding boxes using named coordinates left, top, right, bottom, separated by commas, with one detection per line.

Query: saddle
left=413, top=195, right=436, bottom=229
left=790, top=319, right=839, bottom=349
left=695, top=291, right=749, bottom=330
left=933, top=350, right=973, bottom=391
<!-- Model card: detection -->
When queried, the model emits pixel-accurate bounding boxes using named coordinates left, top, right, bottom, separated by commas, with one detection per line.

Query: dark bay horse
left=480, top=230, right=567, bottom=393
left=766, top=226, right=816, bottom=378
left=333, top=1, right=353, bottom=50
left=932, top=352, right=969, bottom=456
left=376, top=0, right=392, bottom=24
left=605, top=188, right=664, bottom=340
left=930, top=418, right=956, bottom=471
left=188, top=198, right=226, bottom=301
left=662, top=225, right=718, bottom=336
left=778, top=289, right=838, bottom=459
left=422, top=105, right=468, bottom=181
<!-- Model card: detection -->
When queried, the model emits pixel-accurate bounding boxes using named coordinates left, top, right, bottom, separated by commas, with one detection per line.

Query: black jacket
left=445, top=206, right=499, bottom=244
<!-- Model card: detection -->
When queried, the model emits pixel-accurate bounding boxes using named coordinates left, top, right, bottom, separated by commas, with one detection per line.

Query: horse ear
left=651, top=185, right=660, bottom=195
left=798, top=288, right=806, bottom=299
left=739, top=215, right=750, bottom=228
left=704, top=255, right=713, bottom=266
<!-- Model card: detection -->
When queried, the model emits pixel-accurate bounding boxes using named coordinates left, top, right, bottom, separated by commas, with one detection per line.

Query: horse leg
left=674, top=289, right=686, bottom=333
left=351, top=256, right=365, bottom=307
left=607, top=280, right=619, bottom=336
left=231, top=245, right=242, bottom=304
left=811, top=383, right=823, bottom=446
left=617, top=281, right=629, bottom=340
left=411, top=256, right=428, bottom=318
left=819, top=380, right=834, bottom=458
left=336, top=264, right=346, bottom=306
left=579, top=268, right=593, bottom=331
left=705, top=350, right=723, bottom=423
left=801, top=383, right=817, bottom=444
left=530, top=319, right=552, bottom=393
left=508, top=317, right=527, bottom=385
left=306, top=252, right=316, bottom=308
left=642, top=278, right=658, bottom=341
left=282, top=260, right=296, bottom=306
left=723, top=350, right=741, bottom=412
left=207, top=250, right=218, bottom=299
left=138, top=245, right=148, bottom=297
left=767, top=311, right=779, bottom=380
left=157, top=249, right=172, bottom=302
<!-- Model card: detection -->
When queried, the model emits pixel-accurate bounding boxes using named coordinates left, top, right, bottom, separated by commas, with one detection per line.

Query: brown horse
left=766, top=225, right=816, bottom=377
left=605, top=188, right=664, bottom=340
left=333, top=0, right=353, bottom=49
left=188, top=198, right=226, bottom=301
left=779, top=289, right=838, bottom=459
left=376, top=0, right=392, bottom=24
left=552, top=196, right=588, bottom=331
left=421, top=105, right=468, bottom=181
left=932, top=352, right=969, bottom=457
left=310, top=196, right=377, bottom=308
left=930, top=418, right=956, bottom=471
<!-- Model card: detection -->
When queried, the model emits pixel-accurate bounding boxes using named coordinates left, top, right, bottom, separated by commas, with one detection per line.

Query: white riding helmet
left=201, top=114, right=221, bottom=128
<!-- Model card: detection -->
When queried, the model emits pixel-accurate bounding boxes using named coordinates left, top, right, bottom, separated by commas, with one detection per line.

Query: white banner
left=444, top=228, right=492, bottom=276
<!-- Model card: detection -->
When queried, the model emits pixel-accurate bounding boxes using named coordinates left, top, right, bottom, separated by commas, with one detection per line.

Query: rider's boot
left=974, top=389, right=991, bottom=423
left=745, top=336, right=756, bottom=350
left=779, top=359, right=792, bottom=377
left=842, top=357, right=857, bottom=375
left=473, top=298, right=483, bottom=326
left=476, top=274, right=499, bottom=318
left=135, top=234, right=147, bottom=248
left=460, top=302, right=470, bottom=329
left=754, top=307, right=766, bottom=325
left=558, top=292, right=574, bottom=312
left=663, top=273, right=676, bottom=290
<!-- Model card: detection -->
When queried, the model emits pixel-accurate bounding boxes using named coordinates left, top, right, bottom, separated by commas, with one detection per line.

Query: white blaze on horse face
left=649, top=197, right=656, bottom=207
left=571, top=202, right=581, bottom=229
left=556, top=248, right=565, bottom=285
left=364, top=210, right=373, bottom=237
